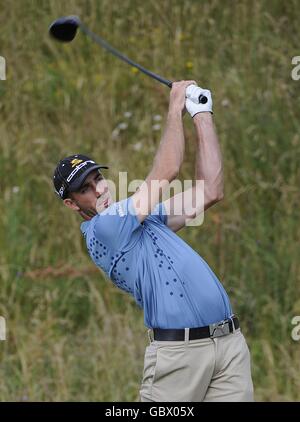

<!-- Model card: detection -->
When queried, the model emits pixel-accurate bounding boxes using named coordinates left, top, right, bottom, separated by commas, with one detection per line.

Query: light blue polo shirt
left=81, top=196, right=233, bottom=329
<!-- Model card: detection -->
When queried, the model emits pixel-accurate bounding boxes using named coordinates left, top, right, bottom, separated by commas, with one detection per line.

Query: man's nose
left=95, top=183, right=107, bottom=197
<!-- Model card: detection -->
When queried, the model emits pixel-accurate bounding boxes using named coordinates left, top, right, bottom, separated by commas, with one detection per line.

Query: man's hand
left=169, top=80, right=196, bottom=115
left=185, top=85, right=213, bottom=117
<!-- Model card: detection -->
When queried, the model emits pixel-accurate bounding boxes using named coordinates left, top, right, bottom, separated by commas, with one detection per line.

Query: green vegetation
left=0, top=0, right=299, bottom=401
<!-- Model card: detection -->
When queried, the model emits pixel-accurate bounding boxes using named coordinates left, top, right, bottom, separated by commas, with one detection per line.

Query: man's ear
left=63, top=198, right=80, bottom=211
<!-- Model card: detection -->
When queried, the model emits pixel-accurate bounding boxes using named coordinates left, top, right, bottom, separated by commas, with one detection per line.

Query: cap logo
left=66, top=160, right=95, bottom=183
left=58, top=186, right=65, bottom=198
left=71, top=159, right=83, bottom=167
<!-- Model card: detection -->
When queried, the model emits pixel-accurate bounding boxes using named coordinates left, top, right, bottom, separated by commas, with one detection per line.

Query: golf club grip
left=169, top=82, right=208, bottom=104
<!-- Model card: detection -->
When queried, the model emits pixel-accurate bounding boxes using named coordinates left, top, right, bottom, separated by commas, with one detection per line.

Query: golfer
left=53, top=81, right=254, bottom=402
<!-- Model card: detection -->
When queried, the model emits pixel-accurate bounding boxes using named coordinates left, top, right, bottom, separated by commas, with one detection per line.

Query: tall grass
left=0, top=0, right=299, bottom=401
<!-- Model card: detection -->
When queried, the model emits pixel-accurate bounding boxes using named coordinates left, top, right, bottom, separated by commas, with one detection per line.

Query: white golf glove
left=185, top=84, right=213, bottom=117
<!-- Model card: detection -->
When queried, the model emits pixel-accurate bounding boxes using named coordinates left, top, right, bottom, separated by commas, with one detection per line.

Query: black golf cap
left=53, top=154, right=109, bottom=199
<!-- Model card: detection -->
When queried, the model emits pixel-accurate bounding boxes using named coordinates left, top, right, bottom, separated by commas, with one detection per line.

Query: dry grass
left=0, top=0, right=299, bottom=401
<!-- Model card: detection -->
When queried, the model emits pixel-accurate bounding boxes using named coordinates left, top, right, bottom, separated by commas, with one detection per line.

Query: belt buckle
left=209, top=320, right=230, bottom=338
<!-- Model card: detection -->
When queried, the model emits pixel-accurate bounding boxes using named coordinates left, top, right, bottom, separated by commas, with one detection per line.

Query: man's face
left=63, top=170, right=113, bottom=219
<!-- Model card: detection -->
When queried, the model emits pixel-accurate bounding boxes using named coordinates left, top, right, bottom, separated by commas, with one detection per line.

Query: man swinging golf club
left=53, top=81, right=254, bottom=401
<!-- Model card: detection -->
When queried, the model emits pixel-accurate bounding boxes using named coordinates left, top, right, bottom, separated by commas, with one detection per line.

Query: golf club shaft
left=80, top=22, right=173, bottom=88
left=81, top=21, right=207, bottom=103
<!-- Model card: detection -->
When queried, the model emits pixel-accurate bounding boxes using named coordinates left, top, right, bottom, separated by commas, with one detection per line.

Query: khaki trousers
left=140, top=328, right=254, bottom=402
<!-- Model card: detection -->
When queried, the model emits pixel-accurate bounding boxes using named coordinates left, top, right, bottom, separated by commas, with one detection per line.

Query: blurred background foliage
left=0, top=0, right=299, bottom=401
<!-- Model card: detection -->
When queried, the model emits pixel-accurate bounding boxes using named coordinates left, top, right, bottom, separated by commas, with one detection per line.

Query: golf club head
left=49, top=15, right=81, bottom=42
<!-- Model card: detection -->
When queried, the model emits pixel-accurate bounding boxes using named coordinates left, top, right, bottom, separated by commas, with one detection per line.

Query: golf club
left=49, top=15, right=208, bottom=104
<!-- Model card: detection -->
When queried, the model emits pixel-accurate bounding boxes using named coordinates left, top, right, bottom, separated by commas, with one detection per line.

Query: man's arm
left=164, top=111, right=224, bottom=233
left=194, top=112, right=224, bottom=201
left=131, top=80, right=195, bottom=223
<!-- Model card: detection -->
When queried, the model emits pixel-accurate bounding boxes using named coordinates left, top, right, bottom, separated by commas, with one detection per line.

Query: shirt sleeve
left=146, top=202, right=168, bottom=225
left=93, top=196, right=141, bottom=251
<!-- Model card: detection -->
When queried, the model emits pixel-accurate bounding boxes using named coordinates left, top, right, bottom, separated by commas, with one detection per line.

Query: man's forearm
left=193, top=113, right=224, bottom=199
left=151, top=108, right=184, bottom=181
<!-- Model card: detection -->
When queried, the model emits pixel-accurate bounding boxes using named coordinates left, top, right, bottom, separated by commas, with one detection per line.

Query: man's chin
left=78, top=208, right=97, bottom=221
left=96, top=199, right=109, bottom=214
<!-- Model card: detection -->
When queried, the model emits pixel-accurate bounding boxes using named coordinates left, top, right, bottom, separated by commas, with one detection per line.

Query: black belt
left=153, top=316, right=240, bottom=341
